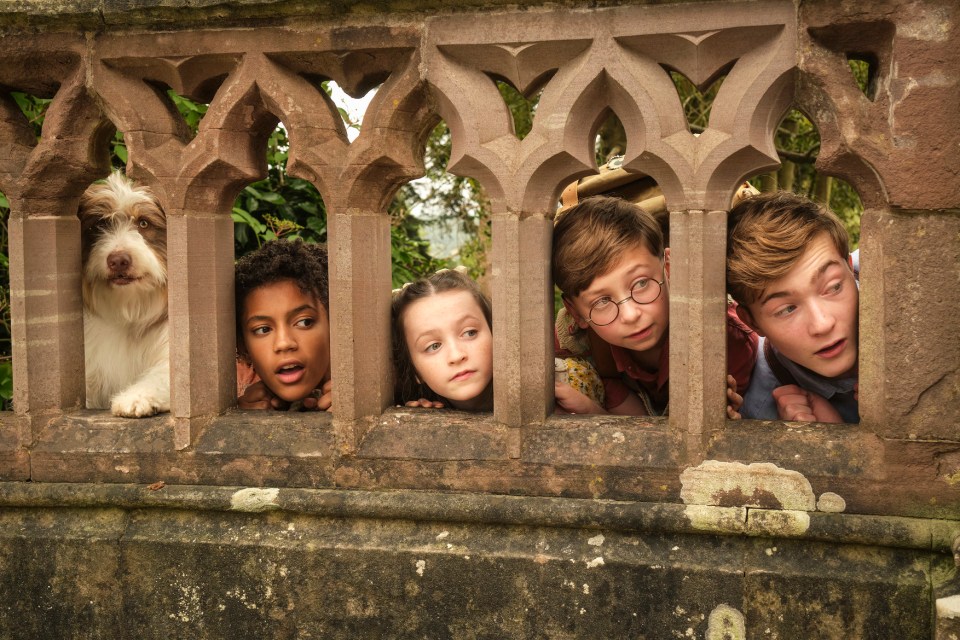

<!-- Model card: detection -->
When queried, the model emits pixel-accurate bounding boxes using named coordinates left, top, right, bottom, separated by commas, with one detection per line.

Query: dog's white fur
left=80, top=171, right=170, bottom=417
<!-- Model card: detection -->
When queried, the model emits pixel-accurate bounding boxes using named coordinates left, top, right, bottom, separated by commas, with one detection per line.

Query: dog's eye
left=137, top=219, right=149, bottom=229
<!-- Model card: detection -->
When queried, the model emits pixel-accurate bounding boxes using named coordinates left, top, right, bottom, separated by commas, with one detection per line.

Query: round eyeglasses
left=587, top=277, right=665, bottom=326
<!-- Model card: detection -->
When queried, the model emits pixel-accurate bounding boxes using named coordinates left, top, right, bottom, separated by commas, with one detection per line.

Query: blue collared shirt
left=742, top=337, right=859, bottom=423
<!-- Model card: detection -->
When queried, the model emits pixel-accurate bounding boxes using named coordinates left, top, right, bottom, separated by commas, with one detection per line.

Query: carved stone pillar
left=491, top=212, right=552, bottom=427
left=327, top=208, right=393, bottom=450
left=167, top=210, right=237, bottom=449
left=669, top=210, right=728, bottom=462
left=8, top=209, right=85, bottom=431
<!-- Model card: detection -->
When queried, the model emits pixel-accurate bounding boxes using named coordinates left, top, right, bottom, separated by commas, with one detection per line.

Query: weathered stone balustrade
left=0, top=0, right=956, bottom=514
left=0, top=0, right=958, bottom=636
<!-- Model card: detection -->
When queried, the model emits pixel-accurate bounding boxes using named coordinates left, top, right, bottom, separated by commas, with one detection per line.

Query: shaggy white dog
left=79, top=171, right=170, bottom=417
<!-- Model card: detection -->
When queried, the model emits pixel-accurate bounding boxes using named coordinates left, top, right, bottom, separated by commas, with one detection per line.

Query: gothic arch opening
left=748, top=107, right=863, bottom=248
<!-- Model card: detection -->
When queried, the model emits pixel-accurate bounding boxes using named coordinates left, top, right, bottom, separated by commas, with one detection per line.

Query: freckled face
left=242, top=279, right=330, bottom=403
left=744, top=233, right=859, bottom=379
left=403, top=290, right=493, bottom=411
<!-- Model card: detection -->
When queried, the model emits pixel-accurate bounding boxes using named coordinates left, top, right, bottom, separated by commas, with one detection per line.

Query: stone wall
left=0, top=0, right=957, bottom=637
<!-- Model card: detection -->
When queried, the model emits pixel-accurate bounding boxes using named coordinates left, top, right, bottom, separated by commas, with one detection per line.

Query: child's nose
left=447, top=343, right=466, bottom=364
left=618, top=298, right=643, bottom=323
left=808, top=302, right=836, bottom=335
left=274, top=326, right=297, bottom=351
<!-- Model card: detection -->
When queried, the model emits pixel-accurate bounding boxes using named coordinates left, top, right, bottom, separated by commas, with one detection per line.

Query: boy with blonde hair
left=553, top=195, right=757, bottom=416
left=727, top=191, right=859, bottom=423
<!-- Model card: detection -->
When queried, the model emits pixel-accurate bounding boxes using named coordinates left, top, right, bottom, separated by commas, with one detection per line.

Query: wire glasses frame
left=586, top=275, right=665, bottom=326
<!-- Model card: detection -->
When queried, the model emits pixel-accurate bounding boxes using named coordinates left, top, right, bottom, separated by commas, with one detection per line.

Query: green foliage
left=388, top=202, right=449, bottom=287
left=496, top=81, right=537, bottom=140
left=169, top=89, right=207, bottom=131
left=227, top=128, right=328, bottom=254
left=391, top=121, right=490, bottom=282
left=670, top=70, right=724, bottom=130
left=11, top=93, right=51, bottom=134
left=847, top=58, right=873, bottom=98
left=0, top=360, right=11, bottom=407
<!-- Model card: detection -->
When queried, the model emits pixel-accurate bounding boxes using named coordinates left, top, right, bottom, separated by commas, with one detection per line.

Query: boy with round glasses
left=727, top=191, right=859, bottom=423
left=553, top=195, right=758, bottom=416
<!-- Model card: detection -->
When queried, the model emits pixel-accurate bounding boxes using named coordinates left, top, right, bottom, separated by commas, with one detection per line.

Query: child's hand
left=300, top=379, right=333, bottom=412
left=238, top=381, right=287, bottom=411
left=405, top=397, right=445, bottom=409
left=726, top=374, right=743, bottom=420
left=772, top=385, right=843, bottom=423
left=555, top=382, right=605, bottom=415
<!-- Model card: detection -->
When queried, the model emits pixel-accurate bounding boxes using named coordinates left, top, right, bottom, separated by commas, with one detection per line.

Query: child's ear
left=561, top=296, right=590, bottom=330
left=735, top=304, right=764, bottom=337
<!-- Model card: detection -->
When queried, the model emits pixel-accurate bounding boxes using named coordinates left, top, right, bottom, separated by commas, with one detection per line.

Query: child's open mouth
left=816, top=339, right=846, bottom=358
left=276, top=363, right=305, bottom=384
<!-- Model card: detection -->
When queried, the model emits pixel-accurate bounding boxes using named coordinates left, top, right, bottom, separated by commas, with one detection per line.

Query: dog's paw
left=111, top=390, right=164, bottom=418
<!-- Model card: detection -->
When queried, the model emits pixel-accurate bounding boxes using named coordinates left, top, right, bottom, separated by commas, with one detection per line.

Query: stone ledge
left=0, top=0, right=715, bottom=33
left=0, top=481, right=956, bottom=553
left=1, top=409, right=959, bottom=519
left=357, top=407, right=514, bottom=461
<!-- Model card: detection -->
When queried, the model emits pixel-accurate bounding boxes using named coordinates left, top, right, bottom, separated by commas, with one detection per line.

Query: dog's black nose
left=107, top=251, right=132, bottom=273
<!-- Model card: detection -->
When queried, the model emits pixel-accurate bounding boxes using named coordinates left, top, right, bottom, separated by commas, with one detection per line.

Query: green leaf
left=257, top=192, right=286, bottom=205
left=11, top=92, right=30, bottom=113
left=305, top=217, right=327, bottom=237
left=113, top=143, right=128, bottom=164
left=0, top=360, right=12, bottom=401
left=234, top=224, right=250, bottom=245
left=167, top=90, right=208, bottom=135
left=232, top=208, right=266, bottom=234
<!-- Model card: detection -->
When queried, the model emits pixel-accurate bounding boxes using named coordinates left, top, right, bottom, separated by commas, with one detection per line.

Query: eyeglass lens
left=589, top=279, right=662, bottom=326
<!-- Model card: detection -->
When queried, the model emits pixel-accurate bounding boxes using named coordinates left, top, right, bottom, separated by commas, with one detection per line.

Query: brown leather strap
left=559, top=179, right=581, bottom=209
left=764, top=339, right=798, bottom=387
